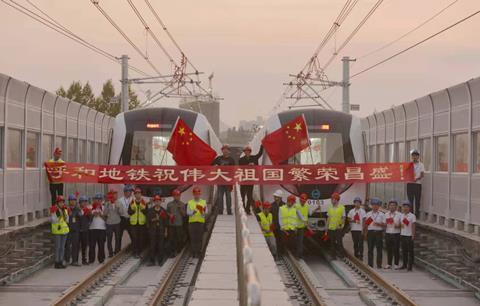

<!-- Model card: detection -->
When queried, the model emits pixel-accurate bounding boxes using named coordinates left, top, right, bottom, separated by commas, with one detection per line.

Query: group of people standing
left=50, top=185, right=208, bottom=269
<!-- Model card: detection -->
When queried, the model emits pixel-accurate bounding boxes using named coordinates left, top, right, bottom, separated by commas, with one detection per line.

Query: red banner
left=45, top=162, right=414, bottom=185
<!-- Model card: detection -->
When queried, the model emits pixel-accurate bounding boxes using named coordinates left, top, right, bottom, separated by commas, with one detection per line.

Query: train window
left=453, top=133, right=468, bottom=173
left=421, top=138, right=432, bottom=171
left=387, top=143, right=395, bottom=162
left=68, top=138, right=77, bottom=162
left=7, top=129, right=23, bottom=168
left=436, top=136, right=449, bottom=171
left=291, top=133, right=344, bottom=164
left=26, top=132, right=39, bottom=168
left=397, top=142, right=405, bottom=162
left=475, top=132, right=480, bottom=173
left=42, top=134, right=53, bottom=164
left=377, top=144, right=385, bottom=163
left=131, top=131, right=174, bottom=165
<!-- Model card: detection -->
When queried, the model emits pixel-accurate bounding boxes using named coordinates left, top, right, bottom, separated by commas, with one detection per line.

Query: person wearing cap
left=65, top=194, right=82, bottom=266
left=50, top=196, right=69, bottom=269
left=385, top=199, right=402, bottom=269
left=187, top=187, right=208, bottom=258
left=128, top=188, right=148, bottom=257
left=167, top=189, right=186, bottom=257
left=89, top=193, right=106, bottom=264
left=212, top=145, right=236, bottom=215
left=78, top=196, right=91, bottom=265
left=347, top=197, right=366, bottom=260
left=364, top=198, right=386, bottom=269
left=400, top=201, right=416, bottom=271
left=271, top=189, right=286, bottom=252
left=326, top=193, right=346, bottom=259
left=147, top=195, right=169, bottom=266
left=104, top=190, right=123, bottom=257
left=118, top=185, right=134, bottom=243
left=295, top=193, right=315, bottom=259
left=257, top=201, right=277, bottom=259
left=407, top=149, right=425, bottom=218
left=239, top=145, right=264, bottom=215
left=48, top=147, right=65, bottom=205
left=279, top=195, right=304, bottom=254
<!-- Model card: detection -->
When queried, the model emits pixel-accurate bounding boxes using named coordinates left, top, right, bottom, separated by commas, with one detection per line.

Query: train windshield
left=130, top=131, right=175, bottom=165
left=289, top=132, right=344, bottom=164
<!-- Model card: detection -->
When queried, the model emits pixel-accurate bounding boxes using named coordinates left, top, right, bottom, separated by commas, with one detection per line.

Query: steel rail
left=284, top=249, right=329, bottom=306
left=343, top=250, right=417, bottom=306
left=146, top=246, right=187, bottom=306
left=51, top=245, right=131, bottom=306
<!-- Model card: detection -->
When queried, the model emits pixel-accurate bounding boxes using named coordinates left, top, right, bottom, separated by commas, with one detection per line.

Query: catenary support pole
left=121, top=55, right=129, bottom=112
left=342, top=56, right=355, bottom=113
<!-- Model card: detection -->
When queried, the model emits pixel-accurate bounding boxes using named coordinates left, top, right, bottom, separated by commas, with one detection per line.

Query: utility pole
left=342, top=56, right=356, bottom=113
left=120, top=55, right=129, bottom=112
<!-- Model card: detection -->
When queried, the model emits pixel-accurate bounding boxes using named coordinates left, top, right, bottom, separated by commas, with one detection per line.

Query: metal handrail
left=234, top=184, right=261, bottom=306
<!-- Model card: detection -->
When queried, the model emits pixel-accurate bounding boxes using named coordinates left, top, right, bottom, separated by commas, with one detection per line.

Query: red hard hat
left=287, top=195, right=296, bottom=203
left=54, top=147, right=62, bottom=155
left=153, top=195, right=162, bottom=202
left=56, top=195, right=65, bottom=203
left=332, top=192, right=341, bottom=201
left=172, top=189, right=181, bottom=197
left=134, top=187, right=142, bottom=194
left=262, top=201, right=272, bottom=209
left=192, top=187, right=201, bottom=194
left=221, top=144, right=230, bottom=151
left=300, top=193, right=308, bottom=203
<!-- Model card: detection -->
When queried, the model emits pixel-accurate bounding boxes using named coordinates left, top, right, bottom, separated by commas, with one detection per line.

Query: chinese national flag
left=261, top=115, right=310, bottom=165
left=167, top=118, right=217, bottom=166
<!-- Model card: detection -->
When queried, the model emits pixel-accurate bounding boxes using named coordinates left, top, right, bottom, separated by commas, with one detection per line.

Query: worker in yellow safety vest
left=326, top=192, right=346, bottom=259
left=295, top=193, right=315, bottom=259
left=257, top=201, right=277, bottom=258
left=187, top=187, right=207, bottom=258
left=48, top=147, right=65, bottom=205
left=128, top=188, right=147, bottom=258
left=50, top=195, right=69, bottom=269
left=279, top=195, right=305, bottom=254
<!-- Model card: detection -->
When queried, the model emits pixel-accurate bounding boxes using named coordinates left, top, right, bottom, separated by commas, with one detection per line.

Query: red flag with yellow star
left=167, top=118, right=217, bottom=165
left=261, top=115, right=310, bottom=165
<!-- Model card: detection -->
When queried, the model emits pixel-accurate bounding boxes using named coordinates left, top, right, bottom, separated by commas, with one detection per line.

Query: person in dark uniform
left=271, top=189, right=285, bottom=253
left=212, top=145, right=236, bottom=215
left=147, top=195, right=168, bottom=266
left=78, top=196, right=91, bottom=265
left=65, top=194, right=81, bottom=266
left=238, top=145, right=263, bottom=215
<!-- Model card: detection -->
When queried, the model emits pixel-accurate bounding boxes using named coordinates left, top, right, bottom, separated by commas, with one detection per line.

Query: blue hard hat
left=68, top=194, right=77, bottom=201
left=370, top=197, right=382, bottom=205
left=94, top=193, right=104, bottom=200
left=124, top=185, right=134, bottom=192
left=402, top=200, right=411, bottom=206
left=353, top=197, right=362, bottom=203
left=388, top=198, right=398, bottom=205
left=79, top=195, right=88, bottom=202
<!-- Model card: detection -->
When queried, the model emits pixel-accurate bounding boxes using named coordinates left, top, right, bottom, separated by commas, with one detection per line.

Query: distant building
left=239, top=116, right=264, bottom=132
left=179, top=96, right=220, bottom=135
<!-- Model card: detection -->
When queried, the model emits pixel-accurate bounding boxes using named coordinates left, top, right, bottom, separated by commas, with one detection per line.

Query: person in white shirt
left=407, top=149, right=425, bottom=217
left=347, top=197, right=366, bottom=260
left=89, top=193, right=107, bottom=264
left=364, top=197, right=385, bottom=269
left=400, top=200, right=416, bottom=271
left=118, top=185, right=134, bottom=242
left=384, top=199, right=402, bottom=269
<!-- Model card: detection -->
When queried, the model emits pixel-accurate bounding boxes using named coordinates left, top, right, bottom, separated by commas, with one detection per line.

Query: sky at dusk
left=1, top=0, right=479, bottom=127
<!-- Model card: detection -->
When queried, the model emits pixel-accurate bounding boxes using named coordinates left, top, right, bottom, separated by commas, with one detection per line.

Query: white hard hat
left=273, top=189, right=283, bottom=198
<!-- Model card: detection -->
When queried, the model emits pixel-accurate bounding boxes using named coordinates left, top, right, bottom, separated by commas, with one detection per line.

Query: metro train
left=108, top=107, right=221, bottom=202
left=249, top=108, right=367, bottom=233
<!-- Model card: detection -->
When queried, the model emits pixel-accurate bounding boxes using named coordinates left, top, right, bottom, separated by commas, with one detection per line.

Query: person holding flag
left=239, top=145, right=263, bottom=215
left=147, top=195, right=169, bottom=266
left=384, top=199, right=402, bottom=270
left=347, top=197, right=366, bottom=260
left=167, top=189, right=186, bottom=257
left=50, top=196, right=69, bottom=269
left=212, top=145, right=236, bottom=215
left=400, top=200, right=416, bottom=271
left=279, top=195, right=303, bottom=254
left=326, top=193, right=346, bottom=259
left=128, top=188, right=148, bottom=258
left=295, top=193, right=315, bottom=259
left=187, top=187, right=208, bottom=258
left=48, top=147, right=65, bottom=205
left=364, top=198, right=386, bottom=269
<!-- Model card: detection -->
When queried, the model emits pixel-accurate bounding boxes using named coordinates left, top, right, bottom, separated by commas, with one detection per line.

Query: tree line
left=56, top=80, right=141, bottom=117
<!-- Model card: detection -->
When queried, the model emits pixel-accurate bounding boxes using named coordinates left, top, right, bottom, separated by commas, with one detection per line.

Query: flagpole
left=160, top=116, right=180, bottom=165
left=300, top=113, right=315, bottom=165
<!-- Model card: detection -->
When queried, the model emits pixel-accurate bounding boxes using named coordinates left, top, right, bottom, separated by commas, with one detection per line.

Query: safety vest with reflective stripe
left=48, top=158, right=65, bottom=184
left=51, top=208, right=70, bottom=235
left=258, top=212, right=274, bottom=237
left=280, top=205, right=297, bottom=231
left=327, top=204, right=345, bottom=230
left=188, top=199, right=206, bottom=223
left=295, top=203, right=309, bottom=229
left=129, top=201, right=146, bottom=225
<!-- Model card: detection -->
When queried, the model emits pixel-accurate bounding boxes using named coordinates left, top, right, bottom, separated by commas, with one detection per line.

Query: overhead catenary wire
left=351, top=9, right=480, bottom=79
left=2, top=0, right=150, bottom=76
left=357, top=0, right=460, bottom=60
left=323, top=0, right=385, bottom=69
